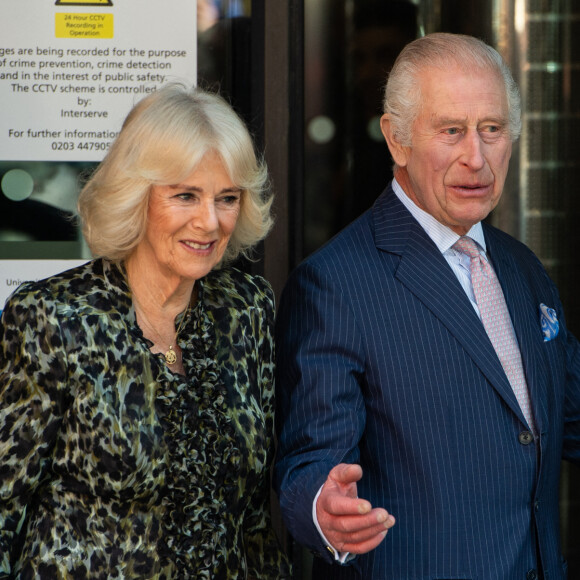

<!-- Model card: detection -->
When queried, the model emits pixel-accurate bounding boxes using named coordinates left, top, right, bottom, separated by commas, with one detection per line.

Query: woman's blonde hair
left=78, top=83, right=272, bottom=265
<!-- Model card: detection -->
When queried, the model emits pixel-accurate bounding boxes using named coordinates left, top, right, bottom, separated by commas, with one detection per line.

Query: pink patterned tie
left=453, top=236, right=534, bottom=432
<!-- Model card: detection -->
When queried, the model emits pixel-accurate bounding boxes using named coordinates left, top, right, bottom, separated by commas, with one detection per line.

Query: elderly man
left=274, top=33, right=580, bottom=579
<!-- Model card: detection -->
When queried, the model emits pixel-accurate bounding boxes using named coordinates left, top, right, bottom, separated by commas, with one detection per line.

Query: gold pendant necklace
left=133, top=299, right=190, bottom=366
left=164, top=346, right=178, bottom=365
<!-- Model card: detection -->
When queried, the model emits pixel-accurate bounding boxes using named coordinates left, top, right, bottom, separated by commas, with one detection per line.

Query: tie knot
left=453, top=236, right=480, bottom=259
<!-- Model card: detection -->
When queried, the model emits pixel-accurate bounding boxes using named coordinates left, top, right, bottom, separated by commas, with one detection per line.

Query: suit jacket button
left=519, top=431, right=534, bottom=445
left=527, top=569, right=538, bottom=580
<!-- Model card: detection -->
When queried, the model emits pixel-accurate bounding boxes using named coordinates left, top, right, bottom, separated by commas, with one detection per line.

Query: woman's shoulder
left=200, top=267, right=274, bottom=311
left=5, top=259, right=127, bottom=313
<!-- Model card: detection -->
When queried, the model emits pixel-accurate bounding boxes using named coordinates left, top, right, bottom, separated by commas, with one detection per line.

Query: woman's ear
left=380, top=114, right=410, bottom=168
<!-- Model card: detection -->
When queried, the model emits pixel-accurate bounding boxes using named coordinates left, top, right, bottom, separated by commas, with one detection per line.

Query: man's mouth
left=451, top=183, right=491, bottom=193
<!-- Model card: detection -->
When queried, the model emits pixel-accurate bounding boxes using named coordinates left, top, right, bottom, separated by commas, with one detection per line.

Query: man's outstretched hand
left=316, top=463, right=395, bottom=555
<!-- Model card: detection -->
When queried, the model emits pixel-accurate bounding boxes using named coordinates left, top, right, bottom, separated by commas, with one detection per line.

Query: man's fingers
left=317, top=463, right=396, bottom=557
left=318, top=490, right=372, bottom=517
left=325, top=508, right=395, bottom=535
left=321, top=463, right=363, bottom=505
left=325, top=511, right=395, bottom=554
left=337, top=530, right=389, bottom=555
left=329, top=463, right=363, bottom=486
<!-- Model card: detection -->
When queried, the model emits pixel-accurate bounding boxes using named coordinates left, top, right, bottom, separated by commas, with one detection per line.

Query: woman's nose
left=194, top=200, right=219, bottom=230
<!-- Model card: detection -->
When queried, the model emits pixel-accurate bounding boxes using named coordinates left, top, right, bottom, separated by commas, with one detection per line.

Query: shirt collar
left=391, top=178, right=486, bottom=254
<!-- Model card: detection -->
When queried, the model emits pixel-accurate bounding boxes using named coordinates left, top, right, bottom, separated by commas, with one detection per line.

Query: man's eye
left=445, top=128, right=459, bottom=135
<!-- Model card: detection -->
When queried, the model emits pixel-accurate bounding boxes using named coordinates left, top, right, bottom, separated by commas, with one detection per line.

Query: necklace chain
left=133, top=298, right=190, bottom=366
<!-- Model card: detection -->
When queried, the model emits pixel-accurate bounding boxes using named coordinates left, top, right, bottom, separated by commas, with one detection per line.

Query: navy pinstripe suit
left=274, top=184, right=580, bottom=579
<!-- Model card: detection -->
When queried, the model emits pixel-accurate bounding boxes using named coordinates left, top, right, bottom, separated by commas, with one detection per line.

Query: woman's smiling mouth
left=183, top=240, right=213, bottom=250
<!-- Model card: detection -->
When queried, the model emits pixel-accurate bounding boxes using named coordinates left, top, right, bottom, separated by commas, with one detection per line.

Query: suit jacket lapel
left=484, top=227, right=549, bottom=433
left=372, top=187, right=529, bottom=425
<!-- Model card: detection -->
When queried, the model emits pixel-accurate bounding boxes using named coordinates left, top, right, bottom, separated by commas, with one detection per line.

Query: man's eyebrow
left=430, top=114, right=467, bottom=127
left=431, top=114, right=507, bottom=127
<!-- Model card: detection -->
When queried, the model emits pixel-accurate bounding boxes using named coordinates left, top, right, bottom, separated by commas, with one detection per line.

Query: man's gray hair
left=384, top=33, right=522, bottom=147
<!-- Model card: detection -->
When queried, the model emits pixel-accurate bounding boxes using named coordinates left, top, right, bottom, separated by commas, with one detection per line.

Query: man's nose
left=461, top=131, right=485, bottom=170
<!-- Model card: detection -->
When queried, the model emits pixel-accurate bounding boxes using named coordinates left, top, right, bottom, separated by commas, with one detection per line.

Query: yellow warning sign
left=55, top=13, right=114, bottom=38
left=56, top=0, right=113, bottom=6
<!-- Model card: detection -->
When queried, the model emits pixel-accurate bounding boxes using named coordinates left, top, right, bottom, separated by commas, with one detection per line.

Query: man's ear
left=380, top=114, right=409, bottom=167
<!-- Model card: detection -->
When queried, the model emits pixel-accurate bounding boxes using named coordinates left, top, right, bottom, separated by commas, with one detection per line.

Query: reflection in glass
left=1, top=169, right=34, bottom=202
left=303, top=0, right=417, bottom=255
left=0, top=162, right=92, bottom=244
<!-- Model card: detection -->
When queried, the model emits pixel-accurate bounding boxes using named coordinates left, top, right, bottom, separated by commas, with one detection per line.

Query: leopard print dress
left=0, top=259, right=290, bottom=579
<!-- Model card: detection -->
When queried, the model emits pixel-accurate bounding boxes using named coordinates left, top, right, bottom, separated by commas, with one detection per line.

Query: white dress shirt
left=391, top=178, right=488, bottom=317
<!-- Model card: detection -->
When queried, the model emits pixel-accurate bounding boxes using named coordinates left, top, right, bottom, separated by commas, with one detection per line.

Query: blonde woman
left=0, top=84, right=290, bottom=579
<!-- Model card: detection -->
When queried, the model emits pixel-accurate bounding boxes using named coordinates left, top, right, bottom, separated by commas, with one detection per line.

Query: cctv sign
left=0, top=0, right=197, bottom=162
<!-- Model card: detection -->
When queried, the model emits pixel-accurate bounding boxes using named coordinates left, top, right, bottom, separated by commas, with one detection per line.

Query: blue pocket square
left=539, top=303, right=559, bottom=342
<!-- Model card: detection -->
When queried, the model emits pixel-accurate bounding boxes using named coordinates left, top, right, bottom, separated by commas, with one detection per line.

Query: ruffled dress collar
left=151, top=282, right=239, bottom=576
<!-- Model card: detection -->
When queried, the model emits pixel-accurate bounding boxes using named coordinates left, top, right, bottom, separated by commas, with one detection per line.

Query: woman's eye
left=219, top=195, right=241, bottom=205
left=176, top=192, right=195, bottom=201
